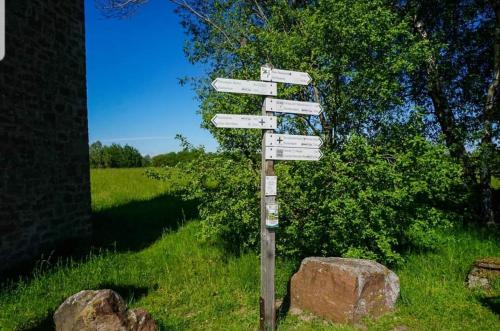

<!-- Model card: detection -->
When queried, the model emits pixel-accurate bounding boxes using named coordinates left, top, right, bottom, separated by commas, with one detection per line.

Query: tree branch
left=169, top=0, right=238, bottom=46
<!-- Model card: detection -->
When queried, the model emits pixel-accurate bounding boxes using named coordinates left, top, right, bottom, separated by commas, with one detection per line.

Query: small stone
left=290, top=257, right=399, bottom=324
left=467, top=257, right=500, bottom=291
left=54, top=289, right=157, bottom=331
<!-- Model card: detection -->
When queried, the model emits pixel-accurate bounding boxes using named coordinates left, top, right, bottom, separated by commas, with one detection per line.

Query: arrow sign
left=212, top=78, right=277, bottom=96
left=265, top=133, right=323, bottom=149
left=261, top=67, right=312, bottom=85
left=265, top=147, right=323, bottom=161
left=211, top=114, right=277, bottom=129
left=264, top=98, right=323, bottom=116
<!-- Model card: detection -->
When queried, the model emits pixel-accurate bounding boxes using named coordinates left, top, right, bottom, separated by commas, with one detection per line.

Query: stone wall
left=0, top=0, right=91, bottom=274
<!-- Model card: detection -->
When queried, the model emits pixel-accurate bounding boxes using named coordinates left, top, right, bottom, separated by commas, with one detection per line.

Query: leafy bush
left=277, top=135, right=464, bottom=265
left=150, top=135, right=464, bottom=265
left=159, top=154, right=261, bottom=251
left=152, top=150, right=204, bottom=167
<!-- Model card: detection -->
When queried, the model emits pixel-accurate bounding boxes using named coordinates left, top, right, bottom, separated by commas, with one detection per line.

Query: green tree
left=100, top=0, right=428, bottom=153
left=394, top=0, right=499, bottom=225
left=89, top=141, right=105, bottom=168
left=152, top=135, right=206, bottom=167
left=142, top=154, right=152, bottom=167
left=100, top=0, right=498, bottom=225
left=89, top=142, right=145, bottom=168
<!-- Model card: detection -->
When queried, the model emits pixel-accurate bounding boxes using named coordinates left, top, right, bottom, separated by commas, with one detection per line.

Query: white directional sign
left=265, top=146, right=323, bottom=161
left=212, top=78, right=277, bottom=96
left=211, top=114, right=277, bottom=129
left=265, top=133, right=323, bottom=149
left=261, top=67, right=312, bottom=85
left=265, top=98, right=323, bottom=116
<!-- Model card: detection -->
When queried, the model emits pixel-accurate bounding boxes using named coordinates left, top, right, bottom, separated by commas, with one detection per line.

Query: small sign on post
left=265, top=203, right=279, bottom=228
left=265, top=176, right=277, bottom=196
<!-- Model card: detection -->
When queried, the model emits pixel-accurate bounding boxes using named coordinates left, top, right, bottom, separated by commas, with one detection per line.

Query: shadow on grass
left=0, top=194, right=198, bottom=282
left=91, top=194, right=198, bottom=252
left=478, top=295, right=500, bottom=315
left=24, top=315, right=54, bottom=331
left=277, top=278, right=293, bottom=324
left=97, top=283, right=152, bottom=303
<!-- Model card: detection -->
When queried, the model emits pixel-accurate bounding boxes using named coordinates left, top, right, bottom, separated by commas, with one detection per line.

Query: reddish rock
left=54, top=289, right=157, bottom=331
left=290, top=257, right=399, bottom=324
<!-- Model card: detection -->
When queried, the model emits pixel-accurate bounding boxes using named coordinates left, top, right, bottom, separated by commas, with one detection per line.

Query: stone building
left=0, top=0, right=91, bottom=274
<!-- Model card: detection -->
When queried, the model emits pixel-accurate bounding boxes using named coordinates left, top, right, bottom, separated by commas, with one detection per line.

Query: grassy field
left=0, top=168, right=498, bottom=330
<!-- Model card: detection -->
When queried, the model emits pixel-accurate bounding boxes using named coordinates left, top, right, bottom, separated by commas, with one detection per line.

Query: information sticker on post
left=211, top=65, right=323, bottom=331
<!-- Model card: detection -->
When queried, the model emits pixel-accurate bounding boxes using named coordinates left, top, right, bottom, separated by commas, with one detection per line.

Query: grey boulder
left=54, top=289, right=157, bottom=331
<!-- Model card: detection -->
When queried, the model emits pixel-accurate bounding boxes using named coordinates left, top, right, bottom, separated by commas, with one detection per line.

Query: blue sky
left=85, top=0, right=217, bottom=155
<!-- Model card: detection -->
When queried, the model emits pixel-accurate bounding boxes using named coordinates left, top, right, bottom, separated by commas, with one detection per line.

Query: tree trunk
left=414, top=20, right=467, bottom=162
left=428, top=74, right=467, bottom=161
left=480, top=1, right=500, bottom=226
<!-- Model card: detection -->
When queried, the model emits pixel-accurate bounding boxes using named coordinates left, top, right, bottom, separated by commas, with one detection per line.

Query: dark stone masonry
left=0, top=0, right=91, bottom=274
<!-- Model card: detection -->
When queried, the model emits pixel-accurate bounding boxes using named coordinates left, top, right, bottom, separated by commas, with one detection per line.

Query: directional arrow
left=260, top=67, right=312, bottom=85
left=265, top=133, right=323, bottom=149
left=265, top=147, right=323, bottom=161
left=212, top=78, right=277, bottom=96
left=264, top=98, right=323, bottom=116
left=211, top=114, right=277, bottom=129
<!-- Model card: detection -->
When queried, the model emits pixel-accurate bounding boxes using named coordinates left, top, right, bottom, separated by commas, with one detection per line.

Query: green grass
left=91, top=168, right=181, bottom=211
left=0, top=168, right=498, bottom=330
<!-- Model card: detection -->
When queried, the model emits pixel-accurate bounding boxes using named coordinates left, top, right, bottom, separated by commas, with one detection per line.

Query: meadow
left=0, top=168, right=498, bottom=330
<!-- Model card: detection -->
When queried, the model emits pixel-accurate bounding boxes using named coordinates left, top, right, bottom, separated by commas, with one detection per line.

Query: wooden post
left=260, top=92, right=276, bottom=330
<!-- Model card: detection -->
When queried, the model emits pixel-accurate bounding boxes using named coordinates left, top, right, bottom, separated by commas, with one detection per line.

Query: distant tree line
left=89, top=140, right=205, bottom=168
left=89, top=141, right=149, bottom=168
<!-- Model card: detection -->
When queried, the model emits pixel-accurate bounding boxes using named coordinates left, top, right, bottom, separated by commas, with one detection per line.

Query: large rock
left=54, top=289, right=157, bottom=331
left=290, top=257, right=399, bottom=324
left=467, top=257, right=500, bottom=290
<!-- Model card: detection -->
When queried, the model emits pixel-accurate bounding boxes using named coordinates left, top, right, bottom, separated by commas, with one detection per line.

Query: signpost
left=264, top=98, right=323, bottom=116
left=211, top=114, right=277, bottom=129
left=265, top=133, right=323, bottom=149
left=212, top=78, right=277, bottom=96
left=260, top=91, right=277, bottom=331
left=260, top=66, right=312, bottom=85
left=211, top=66, right=322, bottom=330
